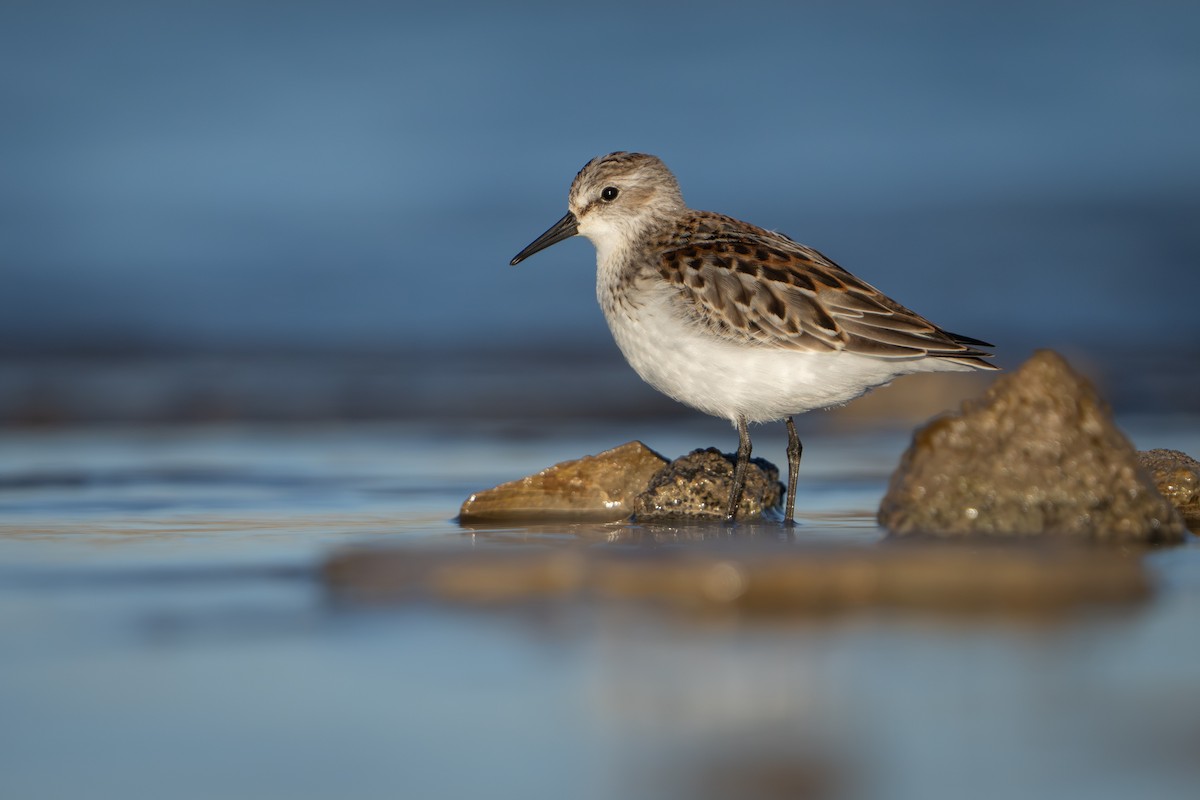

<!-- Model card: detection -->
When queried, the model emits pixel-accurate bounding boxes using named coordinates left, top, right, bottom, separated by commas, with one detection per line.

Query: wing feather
left=656, top=213, right=995, bottom=366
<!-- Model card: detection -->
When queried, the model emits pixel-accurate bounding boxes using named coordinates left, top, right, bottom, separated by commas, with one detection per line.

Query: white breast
left=597, top=273, right=971, bottom=424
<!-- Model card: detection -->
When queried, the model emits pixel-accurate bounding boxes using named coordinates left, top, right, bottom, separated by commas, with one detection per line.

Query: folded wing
left=657, top=214, right=995, bottom=368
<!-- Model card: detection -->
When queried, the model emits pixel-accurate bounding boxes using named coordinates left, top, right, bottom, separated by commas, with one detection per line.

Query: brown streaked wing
left=657, top=224, right=994, bottom=363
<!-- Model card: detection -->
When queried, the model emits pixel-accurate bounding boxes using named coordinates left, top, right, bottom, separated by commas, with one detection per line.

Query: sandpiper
left=511, top=152, right=996, bottom=523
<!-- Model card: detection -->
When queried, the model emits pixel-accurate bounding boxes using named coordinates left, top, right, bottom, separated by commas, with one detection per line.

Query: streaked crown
left=568, top=152, right=686, bottom=229
left=509, top=151, right=688, bottom=267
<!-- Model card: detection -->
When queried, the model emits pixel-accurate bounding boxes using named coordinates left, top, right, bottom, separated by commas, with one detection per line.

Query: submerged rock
left=635, top=448, right=782, bottom=522
left=1137, top=449, right=1200, bottom=531
left=879, top=350, right=1186, bottom=542
left=459, top=441, right=668, bottom=522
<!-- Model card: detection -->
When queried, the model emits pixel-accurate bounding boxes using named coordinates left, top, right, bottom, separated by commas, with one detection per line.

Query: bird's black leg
left=726, top=415, right=752, bottom=522
left=784, top=417, right=803, bottom=525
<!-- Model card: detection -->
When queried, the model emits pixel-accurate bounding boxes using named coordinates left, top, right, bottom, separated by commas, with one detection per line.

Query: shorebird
left=511, top=152, right=996, bottom=523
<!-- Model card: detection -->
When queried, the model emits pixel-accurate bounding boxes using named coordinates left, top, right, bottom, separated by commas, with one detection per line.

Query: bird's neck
left=590, top=210, right=679, bottom=271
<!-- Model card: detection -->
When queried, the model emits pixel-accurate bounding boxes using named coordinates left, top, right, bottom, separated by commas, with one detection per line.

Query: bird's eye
left=600, top=186, right=619, bottom=202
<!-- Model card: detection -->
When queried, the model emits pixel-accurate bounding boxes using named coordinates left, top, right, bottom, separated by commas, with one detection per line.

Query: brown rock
left=634, top=448, right=782, bottom=521
left=458, top=441, right=668, bottom=523
left=878, top=350, right=1186, bottom=542
left=1138, top=449, right=1200, bottom=530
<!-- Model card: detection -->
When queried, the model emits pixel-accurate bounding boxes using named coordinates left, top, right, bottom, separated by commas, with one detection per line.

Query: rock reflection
left=324, top=539, right=1150, bottom=622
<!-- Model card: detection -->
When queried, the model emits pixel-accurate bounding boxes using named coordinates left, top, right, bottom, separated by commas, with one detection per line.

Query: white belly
left=601, top=280, right=971, bottom=424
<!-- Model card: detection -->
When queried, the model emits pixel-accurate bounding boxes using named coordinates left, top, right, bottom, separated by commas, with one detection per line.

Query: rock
left=878, top=350, right=1186, bottom=542
left=634, top=448, right=782, bottom=521
left=1138, top=449, right=1200, bottom=531
left=459, top=441, right=668, bottom=523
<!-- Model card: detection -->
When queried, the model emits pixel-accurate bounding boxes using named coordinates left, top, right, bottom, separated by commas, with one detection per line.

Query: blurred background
left=2, top=0, right=1198, bottom=425
left=4, top=5, right=1200, bottom=800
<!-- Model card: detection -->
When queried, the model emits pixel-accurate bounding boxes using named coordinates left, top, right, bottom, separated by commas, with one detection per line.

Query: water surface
left=2, top=417, right=1197, bottom=800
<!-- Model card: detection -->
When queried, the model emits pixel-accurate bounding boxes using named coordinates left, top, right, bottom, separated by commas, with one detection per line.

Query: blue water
left=1, top=0, right=1198, bottom=354
left=1, top=417, right=1198, bottom=800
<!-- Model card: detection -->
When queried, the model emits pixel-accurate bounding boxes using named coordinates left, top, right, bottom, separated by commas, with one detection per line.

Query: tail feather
left=937, top=329, right=998, bottom=371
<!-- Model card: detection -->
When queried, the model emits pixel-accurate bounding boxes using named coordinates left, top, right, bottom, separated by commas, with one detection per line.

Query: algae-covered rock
left=1138, top=449, right=1200, bottom=531
left=459, top=441, right=668, bottom=522
left=879, top=350, right=1186, bottom=542
left=635, top=448, right=782, bottom=522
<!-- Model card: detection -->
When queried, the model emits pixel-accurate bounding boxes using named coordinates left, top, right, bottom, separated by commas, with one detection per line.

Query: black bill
left=509, top=211, right=579, bottom=266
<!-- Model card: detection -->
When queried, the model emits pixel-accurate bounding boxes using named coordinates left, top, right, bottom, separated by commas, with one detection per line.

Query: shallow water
left=1, top=418, right=1198, bottom=800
